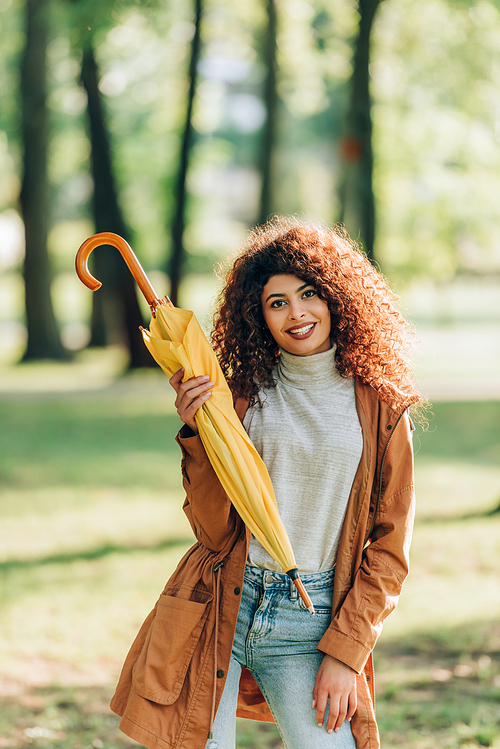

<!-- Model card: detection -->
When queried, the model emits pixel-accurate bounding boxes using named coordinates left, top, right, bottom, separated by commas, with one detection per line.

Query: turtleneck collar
left=276, top=344, right=345, bottom=391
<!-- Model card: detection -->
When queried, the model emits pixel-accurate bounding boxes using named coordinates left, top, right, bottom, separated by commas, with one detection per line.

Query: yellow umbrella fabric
left=143, top=301, right=299, bottom=574
left=75, top=232, right=314, bottom=613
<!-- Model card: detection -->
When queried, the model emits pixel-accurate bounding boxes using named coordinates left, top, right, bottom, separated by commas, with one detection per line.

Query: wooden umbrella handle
left=293, top=578, right=316, bottom=615
left=75, top=232, right=162, bottom=312
left=286, top=568, right=315, bottom=615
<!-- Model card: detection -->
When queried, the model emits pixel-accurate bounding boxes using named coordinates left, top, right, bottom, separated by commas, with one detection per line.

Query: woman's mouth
left=286, top=323, right=316, bottom=339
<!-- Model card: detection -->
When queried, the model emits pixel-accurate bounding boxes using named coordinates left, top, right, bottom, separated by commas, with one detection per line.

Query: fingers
left=316, top=689, right=354, bottom=734
left=313, top=655, right=357, bottom=734
left=325, top=693, right=348, bottom=734
left=314, top=690, right=328, bottom=731
left=174, top=376, right=213, bottom=411
left=313, top=662, right=329, bottom=730
left=346, top=685, right=357, bottom=723
left=169, top=370, right=213, bottom=432
left=179, top=387, right=212, bottom=430
left=169, top=368, right=185, bottom=390
left=315, top=684, right=343, bottom=733
left=312, top=676, right=331, bottom=730
left=169, top=370, right=210, bottom=399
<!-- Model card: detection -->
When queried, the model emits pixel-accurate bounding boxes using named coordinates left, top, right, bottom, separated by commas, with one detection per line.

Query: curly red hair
left=212, top=217, right=424, bottom=412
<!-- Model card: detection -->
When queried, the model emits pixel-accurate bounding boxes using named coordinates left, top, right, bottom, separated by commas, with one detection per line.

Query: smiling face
left=261, top=274, right=332, bottom=356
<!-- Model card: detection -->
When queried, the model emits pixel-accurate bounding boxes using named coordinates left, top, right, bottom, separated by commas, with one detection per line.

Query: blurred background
left=0, top=0, right=499, bottom=747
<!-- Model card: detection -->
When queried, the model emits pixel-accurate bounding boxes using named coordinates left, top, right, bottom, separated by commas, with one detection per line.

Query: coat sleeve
left=317, top=411, right=415, bottom=673
left=176, top=425, right=244, bottom=552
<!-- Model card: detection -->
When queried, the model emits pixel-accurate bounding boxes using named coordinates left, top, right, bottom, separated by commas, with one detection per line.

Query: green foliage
left=0, top=0, right=24, bottom=209
left=416, top=401, right=500, bottom=465
left=372, top=0, right=500, bottom=278
left=1, top=0, right=500, bottom=345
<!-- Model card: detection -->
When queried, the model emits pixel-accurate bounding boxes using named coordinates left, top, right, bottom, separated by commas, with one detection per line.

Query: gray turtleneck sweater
left=243, top=345, right=363, bottom=573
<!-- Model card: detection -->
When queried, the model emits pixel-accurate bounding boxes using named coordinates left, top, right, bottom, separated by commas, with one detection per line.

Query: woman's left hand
left=312, top=654, right=357, bottom=733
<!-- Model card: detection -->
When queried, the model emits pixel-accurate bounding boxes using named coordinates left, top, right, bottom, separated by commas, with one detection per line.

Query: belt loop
left=289, top=576, right=298, bottom=601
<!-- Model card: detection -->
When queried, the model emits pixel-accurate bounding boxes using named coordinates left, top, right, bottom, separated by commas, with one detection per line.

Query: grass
left=374, top=618, right=500, bottom=749
left=1, top=351, right=500, bottom=748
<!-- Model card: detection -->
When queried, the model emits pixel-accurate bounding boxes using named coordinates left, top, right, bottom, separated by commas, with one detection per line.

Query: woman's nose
left=289, top=301, right=306, bottom=319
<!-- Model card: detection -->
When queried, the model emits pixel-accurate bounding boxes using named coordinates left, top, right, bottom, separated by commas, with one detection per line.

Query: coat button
left=217, top=669, right=224, bottom=678
left=366, top=675, right=371, bottom=681
left=234, top=587, right=241, bottom=595
left=387, top=424, right=392, bottom=430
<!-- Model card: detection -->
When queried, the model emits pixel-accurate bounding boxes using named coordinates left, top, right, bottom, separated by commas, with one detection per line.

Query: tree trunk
left=258, top=0, right=278, bottom=226
left=80, top=43, right=152, bottom=368
left=339, top=0, right=382, bottom=262
left=168, top=0, right=202, bottom=307
left=20, top=0, right=67, bottom=361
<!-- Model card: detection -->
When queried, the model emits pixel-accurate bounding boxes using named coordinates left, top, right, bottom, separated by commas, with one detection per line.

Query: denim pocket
left=298, top=583, right=333, bottom=615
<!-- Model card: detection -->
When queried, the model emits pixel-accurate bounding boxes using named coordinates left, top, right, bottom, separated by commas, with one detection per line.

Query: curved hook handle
left=75, top=232, right=162, bottom=311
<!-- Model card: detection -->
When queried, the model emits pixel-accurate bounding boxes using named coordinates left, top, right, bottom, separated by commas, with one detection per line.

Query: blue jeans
left=206, top=565, right=356, bottom=749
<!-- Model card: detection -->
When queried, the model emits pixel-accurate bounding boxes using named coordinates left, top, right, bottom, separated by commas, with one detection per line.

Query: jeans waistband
left=244, top=564, right=335, bottom=590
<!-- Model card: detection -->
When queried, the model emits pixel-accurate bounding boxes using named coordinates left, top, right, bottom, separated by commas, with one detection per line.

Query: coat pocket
left=133, top=593, right=211, bottom=705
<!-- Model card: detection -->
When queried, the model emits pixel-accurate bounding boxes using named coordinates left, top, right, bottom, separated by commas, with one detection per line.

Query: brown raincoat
left=110, top=380, right=415, bottom=749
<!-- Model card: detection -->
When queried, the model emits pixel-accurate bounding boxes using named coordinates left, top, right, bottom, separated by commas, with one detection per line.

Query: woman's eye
left=303, top=289, right=316, bottom=298
left=270, top=300, right=286, bottom=308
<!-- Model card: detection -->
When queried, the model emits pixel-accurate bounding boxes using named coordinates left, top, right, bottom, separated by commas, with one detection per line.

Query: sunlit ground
left=0, top=287, right=499, bottom=749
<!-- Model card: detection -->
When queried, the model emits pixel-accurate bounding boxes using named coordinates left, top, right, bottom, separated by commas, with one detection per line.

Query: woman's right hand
left=169, top=368, right=213, bottom=434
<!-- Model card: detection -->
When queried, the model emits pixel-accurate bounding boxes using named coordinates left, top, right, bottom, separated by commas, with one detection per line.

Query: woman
left=110, top=218, right=423, bottom=749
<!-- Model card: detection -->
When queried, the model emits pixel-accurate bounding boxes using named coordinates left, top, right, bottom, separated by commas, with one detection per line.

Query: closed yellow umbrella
left=76, top=232, right=314, bottom=613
